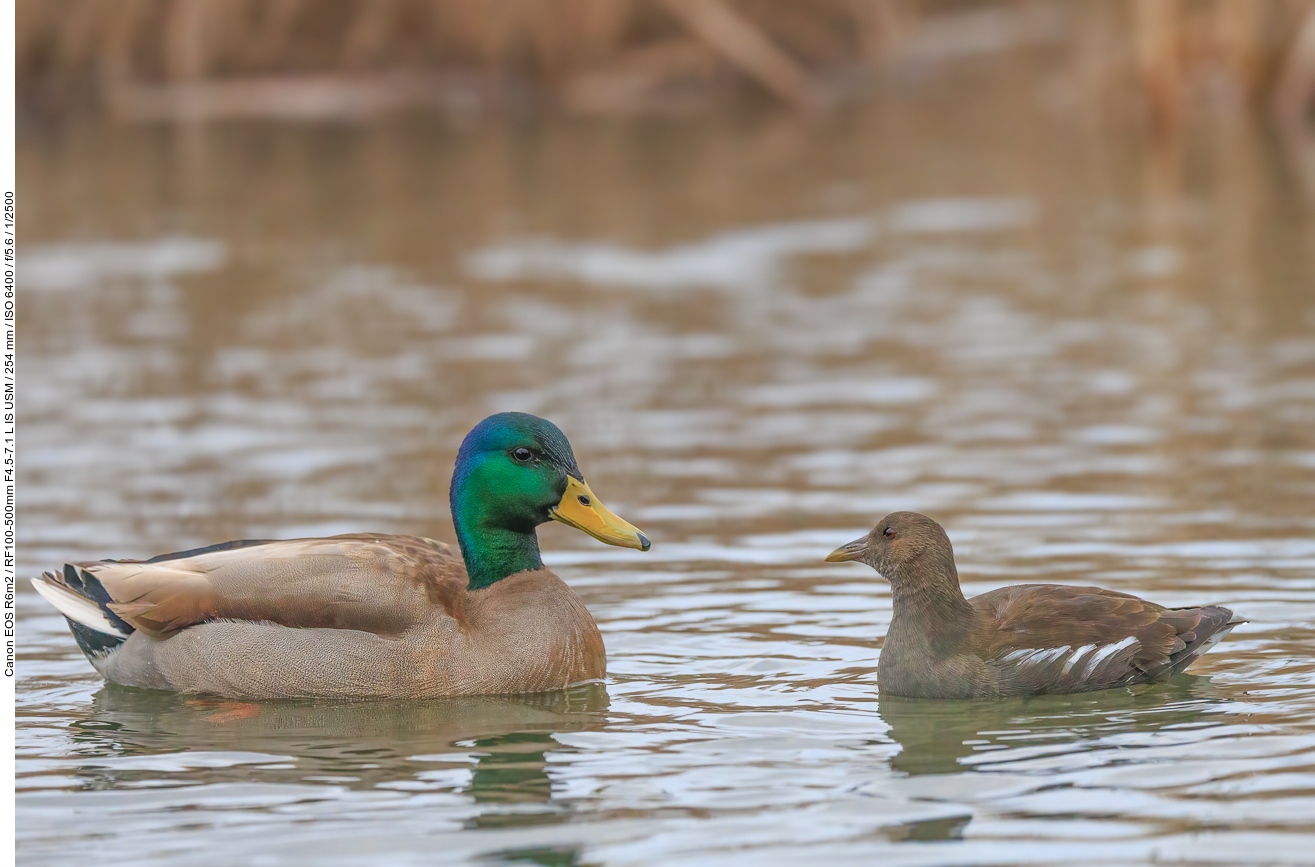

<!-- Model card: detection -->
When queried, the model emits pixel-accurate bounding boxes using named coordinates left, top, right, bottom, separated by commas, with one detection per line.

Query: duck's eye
left=512, top=447, right=534, bottom=462
left=883, top=527, right=895, bottom=537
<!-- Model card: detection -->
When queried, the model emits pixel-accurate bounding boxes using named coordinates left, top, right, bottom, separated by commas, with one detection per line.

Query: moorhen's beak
left=825, top=536, right=870, bottom=563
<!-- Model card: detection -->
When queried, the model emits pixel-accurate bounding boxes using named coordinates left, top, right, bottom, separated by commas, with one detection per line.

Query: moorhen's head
left=824, top=511, right=956, bottom=583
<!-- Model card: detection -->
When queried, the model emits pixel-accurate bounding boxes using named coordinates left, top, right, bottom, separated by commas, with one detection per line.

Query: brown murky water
left=17, top=66, right=1315, bottom=865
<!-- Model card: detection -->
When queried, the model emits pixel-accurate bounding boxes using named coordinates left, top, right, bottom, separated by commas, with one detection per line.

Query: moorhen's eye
left=883, top=526, right=895, bottom=538
left=513, top=447, right=533, bottom=462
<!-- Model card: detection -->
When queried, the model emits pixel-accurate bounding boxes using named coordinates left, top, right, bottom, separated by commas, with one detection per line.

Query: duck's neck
left=449, top=453, right=550, bottom=591
left=450, top=481, right=545, bottom=590
left=455, top=521, right=544, bottom=591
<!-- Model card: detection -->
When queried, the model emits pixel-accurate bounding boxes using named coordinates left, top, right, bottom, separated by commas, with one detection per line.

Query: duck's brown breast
left=421, top=568, right=606, bottom=696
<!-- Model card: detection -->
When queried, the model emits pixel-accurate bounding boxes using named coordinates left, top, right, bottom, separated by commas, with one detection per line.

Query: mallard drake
left=31, top=412, right=650, bottom=698
left=825, top=511, right=1243, bottom=699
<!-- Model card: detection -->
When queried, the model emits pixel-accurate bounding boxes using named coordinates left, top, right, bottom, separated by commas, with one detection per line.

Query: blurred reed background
left=16, top=0, right=1315, bottom=126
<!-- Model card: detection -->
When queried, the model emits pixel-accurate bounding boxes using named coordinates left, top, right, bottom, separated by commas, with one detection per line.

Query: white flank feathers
left=1002, top=645, right=1071, bottom=666
left=1061, top=645, right=1098, bottom=674
left=1001, top=637, right=1140, bottom=680
left=29, top=576, right=128, bottom=638
left=1081, top=635, right=1139, bottom=679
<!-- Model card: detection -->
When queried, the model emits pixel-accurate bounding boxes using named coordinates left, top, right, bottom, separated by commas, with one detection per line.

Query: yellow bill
left=825, top=537, right=869, bottom=563
left=550, top=476, right=651, bottom=552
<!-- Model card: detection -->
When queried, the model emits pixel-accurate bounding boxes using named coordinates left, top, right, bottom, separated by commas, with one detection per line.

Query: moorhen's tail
left=1152, top=605, right=1244, bottom=680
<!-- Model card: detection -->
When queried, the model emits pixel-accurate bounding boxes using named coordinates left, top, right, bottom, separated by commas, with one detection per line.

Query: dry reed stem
left=98, top=0, right=149, bottom=85
left=1213, top=0, right=1261, bottom=93
left=1133, top=0, right=1184, bottom=130
left=343, top=0, right=404, bottom=70
left=661, top=0, right=822, bottom=109
left=560, top=38, right=721, bottom=113
left=55, top=0, right=105, bottom=72
left=847, top=0, right=906, bottom=68
left=248, top=0, right=310, bottom=69
left=165, top=0, right=208, bottom=81
left=1274, top=3, right=1315, bottom=126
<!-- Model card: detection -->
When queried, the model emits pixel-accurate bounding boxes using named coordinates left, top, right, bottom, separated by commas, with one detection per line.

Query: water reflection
left=56, top=685, right=609, bottom=800
left=466, top=733, right=565, bottom=829
left=878, top=677, right=1220, bottom=777
left=479, top=846, right=588, bottom=867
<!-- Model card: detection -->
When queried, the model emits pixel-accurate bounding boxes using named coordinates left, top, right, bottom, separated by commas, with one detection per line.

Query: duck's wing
left=49, top=534, right=468, bottom=639
left=974, top=584, right=1240, bottom=691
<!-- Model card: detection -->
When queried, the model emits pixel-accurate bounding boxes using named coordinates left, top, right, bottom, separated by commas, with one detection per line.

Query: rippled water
left=18, top=69, right=1315, bottom=865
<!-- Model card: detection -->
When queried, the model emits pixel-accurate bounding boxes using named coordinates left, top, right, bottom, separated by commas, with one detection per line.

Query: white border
left=2, top=0, right=16, bottom=862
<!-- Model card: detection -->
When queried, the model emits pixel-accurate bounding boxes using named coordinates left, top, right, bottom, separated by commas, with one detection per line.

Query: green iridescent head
left=450, top=412, right=649, bottom=589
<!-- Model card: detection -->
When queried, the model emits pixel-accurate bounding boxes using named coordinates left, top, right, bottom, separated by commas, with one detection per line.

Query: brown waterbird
left=826, top=511, right=1243, bottom=699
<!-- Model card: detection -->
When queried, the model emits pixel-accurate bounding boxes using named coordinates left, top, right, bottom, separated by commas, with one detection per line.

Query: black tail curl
left=43, top=565, right=135, bottom=662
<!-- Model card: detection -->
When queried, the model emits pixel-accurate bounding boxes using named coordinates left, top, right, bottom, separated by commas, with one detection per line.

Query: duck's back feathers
left=69, top=534, right=469, bottom=639
left=973, top=584, right=1242, bottom=695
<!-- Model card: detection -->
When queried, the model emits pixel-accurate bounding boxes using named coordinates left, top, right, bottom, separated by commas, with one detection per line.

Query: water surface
left=18, top=69, right=1315, bottom=865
